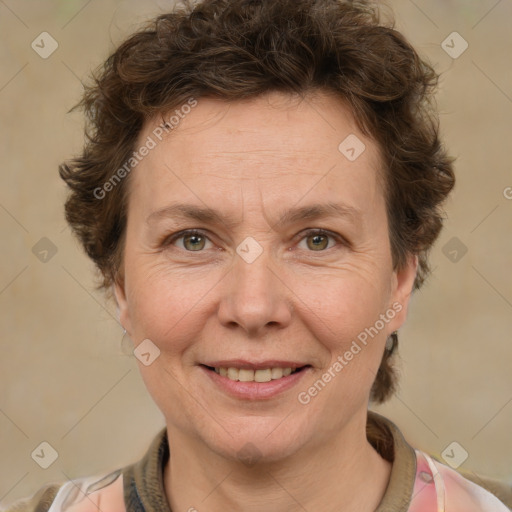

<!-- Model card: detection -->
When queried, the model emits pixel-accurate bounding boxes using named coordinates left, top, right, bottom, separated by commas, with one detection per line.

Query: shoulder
left=416, top=450, right=511, bottom=511
left=1, top=427, right=168, bottom=512
left=1, top=483, right=61, bottom=512
left=367, top=412, right=510, bottom=511
left=1, top=470, right=125, bottom=512
left=461, top=471, right=512, bottom=510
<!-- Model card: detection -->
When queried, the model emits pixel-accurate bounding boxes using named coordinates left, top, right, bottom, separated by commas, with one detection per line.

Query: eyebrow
left=146, top=202, right=361, bottom=229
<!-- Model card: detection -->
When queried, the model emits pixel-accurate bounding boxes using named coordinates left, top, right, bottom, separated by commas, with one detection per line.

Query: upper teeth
left=214, top=367, right=295, bottom=382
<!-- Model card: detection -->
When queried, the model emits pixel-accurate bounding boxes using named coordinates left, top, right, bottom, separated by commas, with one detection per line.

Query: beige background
left=1, top=0, right=511, bottom=507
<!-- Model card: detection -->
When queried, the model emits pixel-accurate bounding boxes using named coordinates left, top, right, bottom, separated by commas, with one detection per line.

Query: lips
left=204, top=365, right=308, bottom=382
left=200, top=362, right=311, bottom=399
left=202, top=360, right=309, bottom=381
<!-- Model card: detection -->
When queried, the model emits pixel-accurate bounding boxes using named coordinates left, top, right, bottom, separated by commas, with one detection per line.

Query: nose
left=217, top=248, right=293, bottom=337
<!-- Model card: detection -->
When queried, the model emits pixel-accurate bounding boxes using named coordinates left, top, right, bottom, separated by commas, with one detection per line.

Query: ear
left=113, top=277, right=132, bottom=335
left=386, top=254, right=418, bottom=333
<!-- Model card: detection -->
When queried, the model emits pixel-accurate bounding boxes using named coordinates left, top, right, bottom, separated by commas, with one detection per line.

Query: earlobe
left=113, top=278, right=132, bottom=334
left=398, top=254, right=418, bottom=299
left=388, top=254, right=418, bottom=333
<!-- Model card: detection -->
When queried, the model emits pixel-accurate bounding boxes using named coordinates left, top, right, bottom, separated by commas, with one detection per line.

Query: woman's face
left=115, top=91, right=417, bottom=462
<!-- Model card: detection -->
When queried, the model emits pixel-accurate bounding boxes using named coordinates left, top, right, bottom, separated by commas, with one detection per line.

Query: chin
left=204, top=419, right=310, bottom=465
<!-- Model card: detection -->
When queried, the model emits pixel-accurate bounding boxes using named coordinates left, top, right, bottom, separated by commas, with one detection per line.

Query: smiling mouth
left=202, top=365, right=311, bottom=383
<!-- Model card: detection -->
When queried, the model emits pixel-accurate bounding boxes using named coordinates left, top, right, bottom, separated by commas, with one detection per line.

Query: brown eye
left=298, top=229, right=341, bottom=252
left=306, top=233, right=329, bottom=251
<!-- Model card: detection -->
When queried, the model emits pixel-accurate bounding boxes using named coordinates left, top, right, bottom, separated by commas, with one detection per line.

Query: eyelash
left=164, top=228, right=346, bottom=253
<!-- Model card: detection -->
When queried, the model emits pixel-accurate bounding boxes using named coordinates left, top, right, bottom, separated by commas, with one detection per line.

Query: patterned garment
left=4, top=413, right=510, bottom=512
left=25, top=450, right=508, bottom=511
left=410, top=451, right=509, bottom=511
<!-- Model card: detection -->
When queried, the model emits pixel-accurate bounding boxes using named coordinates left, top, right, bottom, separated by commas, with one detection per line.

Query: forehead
left=130, top=91, right=384, bottom=217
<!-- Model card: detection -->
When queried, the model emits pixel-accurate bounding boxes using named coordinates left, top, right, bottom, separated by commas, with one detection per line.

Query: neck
left=163, top=412, right=392, bottom=512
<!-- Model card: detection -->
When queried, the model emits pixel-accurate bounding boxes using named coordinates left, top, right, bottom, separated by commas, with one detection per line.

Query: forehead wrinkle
left=172, top=151, right=334, bottom=181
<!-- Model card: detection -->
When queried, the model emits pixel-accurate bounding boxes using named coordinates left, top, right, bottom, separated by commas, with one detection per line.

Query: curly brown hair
left=59, top=0, right=455, bottom=404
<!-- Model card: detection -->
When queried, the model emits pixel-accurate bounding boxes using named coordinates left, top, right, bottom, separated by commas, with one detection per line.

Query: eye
left=297, top=229, right=343, bottom=252
left=167, top=230, right=213, bottom=251
left=165, top=228, right=345, bottom=253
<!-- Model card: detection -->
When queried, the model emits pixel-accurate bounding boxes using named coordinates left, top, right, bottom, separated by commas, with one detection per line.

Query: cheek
left=124, top=255, right=217, bottom=352
left=290, top=265, right=394, bottom=398
left=295, top=276, right=393, bottom=407
left=294, top=263, right=392, bottom=336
